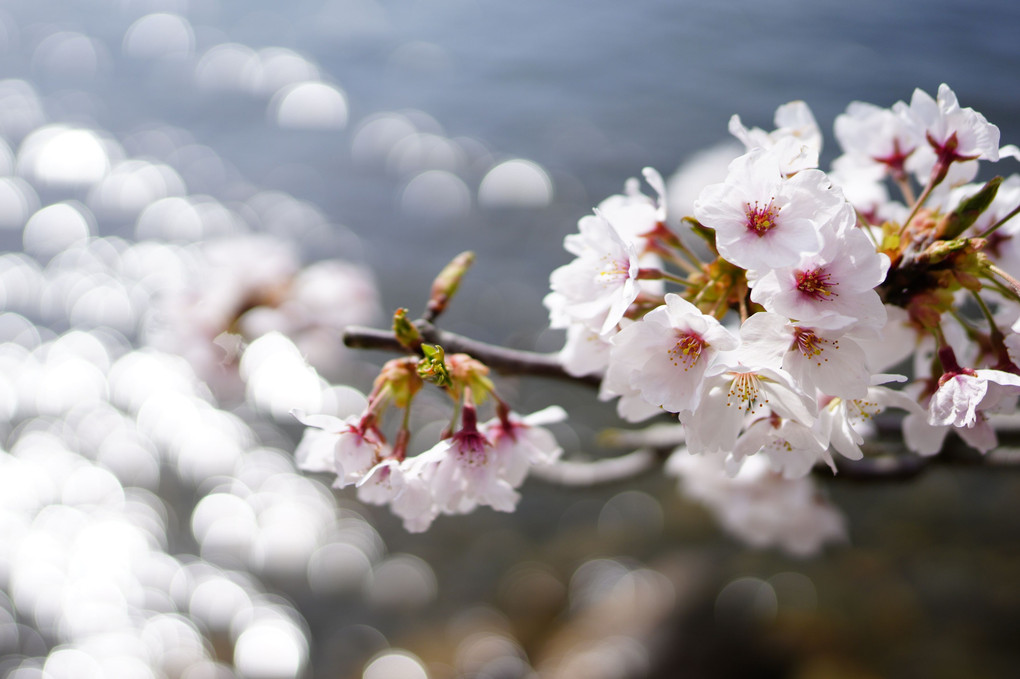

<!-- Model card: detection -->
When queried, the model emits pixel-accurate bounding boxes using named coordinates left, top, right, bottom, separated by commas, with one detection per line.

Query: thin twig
left=345, top=322, right=1020, bottom=486
left=343, top=323, right=602, bottom=387
left=530, top=439, right=1020, bottom=489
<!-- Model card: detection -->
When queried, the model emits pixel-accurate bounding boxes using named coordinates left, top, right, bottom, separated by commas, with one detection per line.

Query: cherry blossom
left=928, top=368, right=1020, bottom=428
left=295, top=83, right=1020, bottom=553
left=480, top=405, right=566, bottom=486
left=682, top=350, right=815, bottom=457
left=667, top=450, right=846, bottom=556
left=428, top=428, right=511, bottom=513
left=731, top=413, right=832, bottom=479
left=595, top=167, right=668, bottom=246
left=389, top=456, right=441, bottom=533
left=292, top=409, right=389, bottom=488
left=737, top=311, right=872, bottom=399
left=834, top=100, right=921, bottom=178
left=817, top=382, right=922, bottom=461
left=355, top=458, right=405, bottom=505
left=693, top=148, right=843, bottom=273
left=603, top=293, right=738, bottom=414
left=559, top=322, right=614, bottom=377
left=748, top=208, right=889, bottom=332
left=729, top=100, right=823, bottom=174
left=901, top=83, right=1001, bottom=164
left=545, top=211, right=641, bottom=335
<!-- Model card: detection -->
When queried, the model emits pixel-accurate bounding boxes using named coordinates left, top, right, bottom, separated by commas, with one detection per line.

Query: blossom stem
left=970, top=289, right=998, bottom=329
left=982, top=276, right=1020, bottom=305
left=441, top=396, right=462, bottom=440
left=898, top=156, right=951, bottom=239
left=344, top=323, right=602, bottom=387
left=637, top=268, right=690, bottom=286
left=895, top=173, right=916, bottom=206
left=987, top=264, right=1020, bottom=297
left=529, top=439, right=1020, bottom=488
left=978, top=202, right=1020, bottom=238
left=647, top=242, right=700, bottom=275
left=666, top=234, right=708, bottom=274
left=969, top=289, right=1020, bottom=372
left=856, top=211, right=880, bottom=247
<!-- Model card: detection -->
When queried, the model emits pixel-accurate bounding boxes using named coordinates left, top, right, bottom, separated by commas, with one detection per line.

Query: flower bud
left=447, top=353, right=495, bottom=402
left=417, top=344, right=453, bottom=387
left=426, top=251, right=475, bottom=320
left=392, top=308, right=423, bottom=351
left=917, top=238, right=976, bottom=266
left=940, top=176, right=1002, bottom=240
left=374, top=357, right=423, bottom=409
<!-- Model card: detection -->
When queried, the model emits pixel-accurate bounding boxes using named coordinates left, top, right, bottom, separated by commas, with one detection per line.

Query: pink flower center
left=792, top=327, right=835, bottom=363
left=744, top=200, right=780, bottom=237
left=872, top=138, right=914, bottom=176
left=795, top=268, right=837, bottom=301
left=452, top=430, right=491, bottom=464
left=668, top=332, right=705, bottom=371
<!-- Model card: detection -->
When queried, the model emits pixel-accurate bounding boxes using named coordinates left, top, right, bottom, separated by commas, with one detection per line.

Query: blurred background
left=1, top=0, right=1019, bottom=677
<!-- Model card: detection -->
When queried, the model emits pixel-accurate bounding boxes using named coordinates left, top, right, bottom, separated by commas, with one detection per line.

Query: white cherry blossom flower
left=818, top=381, right=922, bottom=461
left=480, top=405, right=566, bottom=486
left=900, top=83, right=1001, bottom=164
left=693, top=148, right=844, bottom=273
left=834, top=100, right=921, bottom=177
left=898, top=84, right=1003, bottom=187
left=928, top=368, right=1020, bottom=428
left=902, top=376, right=1012, bottom=457
left=749, top=209, right=889, bottom=332
left=902, top=409, right=950, bottom=457
left=828, top=154, right=903, bottom=226
left=390, top=455, right=440, bottom=533
left=595, top=167, right=668, bottom=246
left=545, top=212, right=641, bottom=335
left=599, top=352, right=666, bottom=422
left=422, top=405, right=533, bottom=516
left=738, top=311, right=872, bottom=399
left=1006, top=327, right=1020, bottom=368
left=559, top=322, right=614, bottom=377
left=729, top=100, right=823, bottom=174
left=852, top=304, right=919, bottom=373
left=355, top=458, right=405, bottom=505
left=292, top=409, right=389, bottom=488
left=682, top=349, right=815, bottom=457
left=733, top=414, right=833, bottom=479
left=604, top=293, right=739, bottom=414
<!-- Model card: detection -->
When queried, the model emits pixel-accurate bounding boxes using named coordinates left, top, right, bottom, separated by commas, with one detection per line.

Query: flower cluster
left=293, top=344, right=564, bottom=532
left=545, top=84, right=1019, bottom=551
left=296, top=83, right=1020, bottom=555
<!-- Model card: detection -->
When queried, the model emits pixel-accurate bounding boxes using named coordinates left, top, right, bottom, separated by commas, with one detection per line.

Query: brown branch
left=529, top=440, right=1020, bottom=489
left=824, top=439, right=1020, bottom=482
left=343, top=321, right=1020, bottom=486
left=343, top=322, right=602, bottom=387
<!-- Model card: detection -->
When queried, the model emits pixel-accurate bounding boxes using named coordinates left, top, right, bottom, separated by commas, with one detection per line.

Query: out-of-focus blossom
left=668, top=449, right=846, bottom=556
